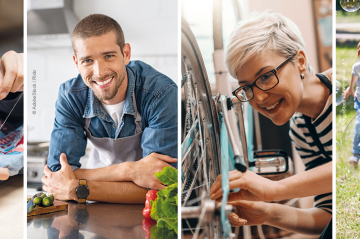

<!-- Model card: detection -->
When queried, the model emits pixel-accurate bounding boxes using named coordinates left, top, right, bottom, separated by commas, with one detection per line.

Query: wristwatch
left=76, top=179, right=89, bottom=203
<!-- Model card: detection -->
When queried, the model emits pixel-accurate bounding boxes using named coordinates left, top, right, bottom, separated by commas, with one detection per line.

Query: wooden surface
left=0, top=175, right=23, bottom=239
left=27, top=197, right=68, bottom=217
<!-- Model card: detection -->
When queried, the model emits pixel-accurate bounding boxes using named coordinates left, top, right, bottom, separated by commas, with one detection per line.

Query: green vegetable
left=42, top=197, right=53, bottom=207
left=154, top=167, right=177, bottom=185
left=29, top=205, right=36, bottom=212
left=33, top=197, right=42, bottom=205
left=47, top=194, right=55, bottom=202
left=150, top=226, right=177, bottom=239
left=150, top=167, right=178, bottom=234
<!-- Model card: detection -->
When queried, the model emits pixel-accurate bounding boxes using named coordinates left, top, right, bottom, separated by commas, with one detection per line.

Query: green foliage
left=151, top=167, right=178, bottom=234
left=336, top=112, right=360, bottom=237
left=154, top=167, right=177, bottom=186
left=150, top=226, right=177, bottom=239
left=336, top=45, right=357, bottom=115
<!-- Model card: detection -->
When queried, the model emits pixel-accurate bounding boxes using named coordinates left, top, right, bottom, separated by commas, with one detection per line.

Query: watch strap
left=78, top=198, right=86, bottom=204
left=79, top=179, right=87, bottom=186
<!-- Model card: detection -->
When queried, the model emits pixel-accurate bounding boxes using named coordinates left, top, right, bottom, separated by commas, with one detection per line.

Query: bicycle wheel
left=181, top=16, right=224, bottom=238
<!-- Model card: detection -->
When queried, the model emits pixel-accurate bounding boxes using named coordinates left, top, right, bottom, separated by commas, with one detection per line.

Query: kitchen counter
left=27, top=201, right=148, bottom=239
left=0, top=175, right=23, bottom=239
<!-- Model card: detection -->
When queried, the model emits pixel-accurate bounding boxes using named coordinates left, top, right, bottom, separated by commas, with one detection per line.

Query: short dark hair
left=71, top=14, right=125, bottom=55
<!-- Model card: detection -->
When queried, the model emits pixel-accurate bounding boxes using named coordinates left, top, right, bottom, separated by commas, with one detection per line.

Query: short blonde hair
left=225, top=11, right=313, bottom=79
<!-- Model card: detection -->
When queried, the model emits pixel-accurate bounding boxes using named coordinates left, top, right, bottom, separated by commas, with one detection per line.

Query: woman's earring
left=300, top=73, right=304, bottom=80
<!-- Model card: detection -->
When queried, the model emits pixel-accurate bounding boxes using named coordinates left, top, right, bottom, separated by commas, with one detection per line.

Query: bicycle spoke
left=192, top=201, right=207, bottom=239
left=182, top=151, right=205, bottom=206
left=185, top=218, right=194, bottom=234
left=182, top=181, right=213, bottom=195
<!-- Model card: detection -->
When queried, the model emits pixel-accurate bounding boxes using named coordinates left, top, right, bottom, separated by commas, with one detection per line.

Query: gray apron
left=84, top=93, right=143, bottom=169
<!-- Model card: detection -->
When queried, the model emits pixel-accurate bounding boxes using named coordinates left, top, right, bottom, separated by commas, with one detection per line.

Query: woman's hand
left=0, top=51, right=24, bottom=100
left=227, top=200, right=270, bottom=227
left=229, top=200, right=331, bottom=235
left=210, top=170, right=278, bottom=202
left=0, top=167, right=9, bottom=180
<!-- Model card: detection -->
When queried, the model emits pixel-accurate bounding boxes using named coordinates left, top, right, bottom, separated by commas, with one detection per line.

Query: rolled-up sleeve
left=141, top=83, right=178, bottom=168
left=47, top=84, right=87, bottom=172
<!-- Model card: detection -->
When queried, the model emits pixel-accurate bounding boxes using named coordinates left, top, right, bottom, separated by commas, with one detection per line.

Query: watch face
left=76, top=186, right=89, bottom=199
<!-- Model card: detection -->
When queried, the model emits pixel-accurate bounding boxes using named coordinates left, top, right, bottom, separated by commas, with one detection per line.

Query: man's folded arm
left=85, top=181, right=147, bottom=204
left=73, top=162, right=133, bottom=182
left=43, top=155, right=147, bottom=203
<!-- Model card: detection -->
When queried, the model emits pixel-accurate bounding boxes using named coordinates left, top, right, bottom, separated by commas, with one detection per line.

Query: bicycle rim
left=181, top=16, right=223, bottom=239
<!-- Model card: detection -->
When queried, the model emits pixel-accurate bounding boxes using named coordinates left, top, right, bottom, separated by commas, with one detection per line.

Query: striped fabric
left=289, top=94, right=332, bottom=214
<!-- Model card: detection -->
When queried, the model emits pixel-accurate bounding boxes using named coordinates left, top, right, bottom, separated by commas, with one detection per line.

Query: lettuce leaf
left=150, top=226, right=177, bottom=239
left=154, top=167, right=177, bottom=186
left=150, top=167, right=178, bottom=234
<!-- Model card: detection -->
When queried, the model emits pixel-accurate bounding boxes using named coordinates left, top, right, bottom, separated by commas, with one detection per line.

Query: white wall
left=27, top=0, right=178, bottom=142
left=247, top=0, right=319, bottom=73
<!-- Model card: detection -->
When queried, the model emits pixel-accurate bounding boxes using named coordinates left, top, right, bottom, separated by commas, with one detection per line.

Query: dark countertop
left=27, top=201, right=147, bottom=239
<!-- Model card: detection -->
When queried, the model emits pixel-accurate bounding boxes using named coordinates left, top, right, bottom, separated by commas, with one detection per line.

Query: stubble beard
left=90, top=71, right=125, bottom=102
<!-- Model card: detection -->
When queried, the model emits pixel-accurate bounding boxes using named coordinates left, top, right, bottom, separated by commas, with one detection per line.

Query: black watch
left=76, top=179, right=89, bottom=203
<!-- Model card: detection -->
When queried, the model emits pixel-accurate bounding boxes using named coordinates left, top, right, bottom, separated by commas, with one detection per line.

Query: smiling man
left=42, top=14, right=177, bottom=204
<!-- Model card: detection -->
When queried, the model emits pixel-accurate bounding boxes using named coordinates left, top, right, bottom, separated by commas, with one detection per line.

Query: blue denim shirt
left=48, top=61, right=178, bottom=171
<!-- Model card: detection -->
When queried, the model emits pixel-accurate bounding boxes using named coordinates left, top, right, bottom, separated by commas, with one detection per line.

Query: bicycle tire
left=181, top=16, right=223, bottom=238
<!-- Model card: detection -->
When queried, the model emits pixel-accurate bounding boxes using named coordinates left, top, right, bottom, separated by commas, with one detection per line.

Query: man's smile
left=92, top=76, right=114, bottom=88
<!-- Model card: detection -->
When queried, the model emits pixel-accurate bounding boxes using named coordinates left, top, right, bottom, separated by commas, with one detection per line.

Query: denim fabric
left=48, top=61, right=178, bottom=171
left=352, top=98, right=360, bottom=156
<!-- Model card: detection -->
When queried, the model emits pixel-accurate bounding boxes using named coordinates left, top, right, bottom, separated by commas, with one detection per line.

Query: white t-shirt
left=100, top=101, right=125, bottom=126
left=351, top=61, right=360, bottom=100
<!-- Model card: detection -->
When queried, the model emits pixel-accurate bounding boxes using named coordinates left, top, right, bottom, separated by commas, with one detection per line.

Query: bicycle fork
left=216, top=95, right=248, bottom=172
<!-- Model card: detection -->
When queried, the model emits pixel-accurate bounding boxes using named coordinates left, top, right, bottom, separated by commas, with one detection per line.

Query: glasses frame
left=232, top=54, right=296, bottom=102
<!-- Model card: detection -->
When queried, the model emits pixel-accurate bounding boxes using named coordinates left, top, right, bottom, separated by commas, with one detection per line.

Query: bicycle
left=181, top=2, right=295, bottom=238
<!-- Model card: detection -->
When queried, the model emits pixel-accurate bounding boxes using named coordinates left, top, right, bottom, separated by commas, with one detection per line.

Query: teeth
left=96, top=77, right=112, bottom=86
left=266, top=99, right=281, bottom=111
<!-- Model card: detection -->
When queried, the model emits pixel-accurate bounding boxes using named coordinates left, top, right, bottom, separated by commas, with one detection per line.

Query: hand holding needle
left=0, top=51, right=23, bottom=100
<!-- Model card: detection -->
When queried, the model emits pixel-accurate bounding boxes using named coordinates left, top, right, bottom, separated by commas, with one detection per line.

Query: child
left=344, top=42, right=360, bottom=166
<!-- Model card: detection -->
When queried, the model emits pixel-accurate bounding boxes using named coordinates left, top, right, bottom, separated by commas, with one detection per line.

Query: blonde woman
left=210, top=11, right=332, bottom=236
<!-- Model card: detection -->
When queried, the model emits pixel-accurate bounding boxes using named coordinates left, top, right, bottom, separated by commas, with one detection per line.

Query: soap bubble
left=340, top=0, right=360, bottom=12
left=341, top=111, right=360, bottom=180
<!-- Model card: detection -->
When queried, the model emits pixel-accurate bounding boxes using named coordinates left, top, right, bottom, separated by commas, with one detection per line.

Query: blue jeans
left=352, top=98, right=360, bottom=155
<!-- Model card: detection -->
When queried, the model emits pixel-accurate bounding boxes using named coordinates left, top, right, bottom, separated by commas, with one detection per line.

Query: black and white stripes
left=289, top=96, right=332, bottom=214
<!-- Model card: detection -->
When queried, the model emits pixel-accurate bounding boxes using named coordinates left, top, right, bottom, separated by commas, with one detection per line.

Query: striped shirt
left=289, top=80, right=332, bottom=214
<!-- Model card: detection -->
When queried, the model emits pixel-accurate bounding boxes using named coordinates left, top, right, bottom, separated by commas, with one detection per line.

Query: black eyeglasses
left=232, top=54, right=296, bottom=102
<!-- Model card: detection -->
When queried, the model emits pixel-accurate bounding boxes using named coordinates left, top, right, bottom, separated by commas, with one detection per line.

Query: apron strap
left=132, top=92, right=142, bottom=134
left=85, top=117, right=91, bottom=128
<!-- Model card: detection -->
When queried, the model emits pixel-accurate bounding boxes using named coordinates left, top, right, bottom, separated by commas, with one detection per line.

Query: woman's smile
left=264, top=98, right=283, bottom=111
